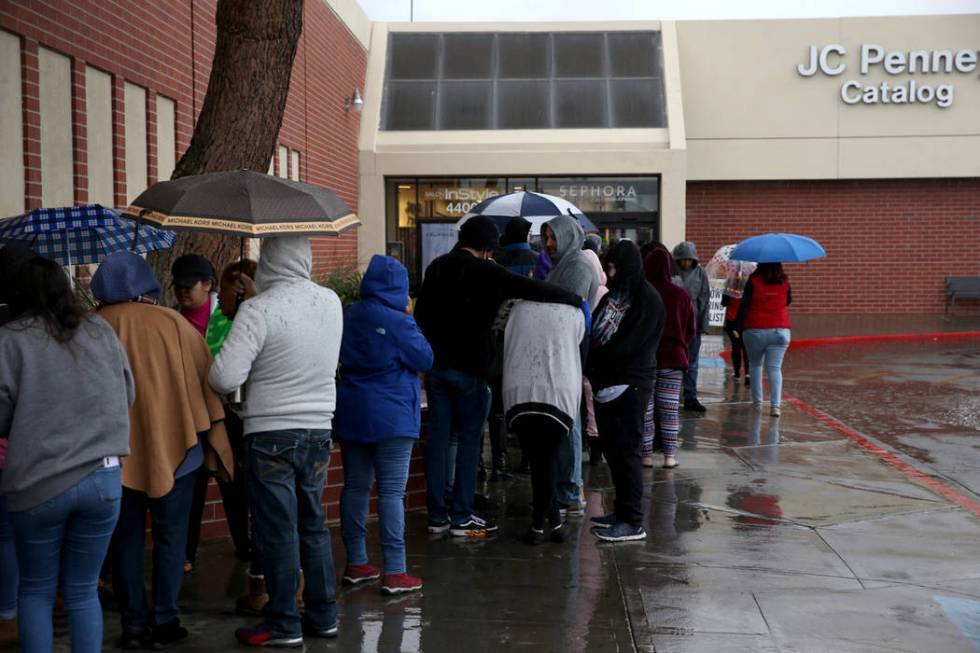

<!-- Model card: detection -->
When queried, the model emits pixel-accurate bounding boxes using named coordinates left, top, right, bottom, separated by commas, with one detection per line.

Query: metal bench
left=945, top=276, right=980, bottom=315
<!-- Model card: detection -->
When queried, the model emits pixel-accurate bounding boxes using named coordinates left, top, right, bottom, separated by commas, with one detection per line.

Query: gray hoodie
left=672, top=241, right=710, bottom=333
left=502, top=301, right=584, bottom=433
left=545, top=215, right=599, bottom=306
left=209, top=236, right=343, bottom=434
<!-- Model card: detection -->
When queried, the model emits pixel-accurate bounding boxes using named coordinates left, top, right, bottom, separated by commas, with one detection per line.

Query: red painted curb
left=782, top=392, right=980, bottom=518
left=718, top=330, right=980, bottom=360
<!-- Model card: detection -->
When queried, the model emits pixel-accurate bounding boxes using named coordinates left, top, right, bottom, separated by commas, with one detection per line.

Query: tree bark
left=148, top=0, right=304, bottom=297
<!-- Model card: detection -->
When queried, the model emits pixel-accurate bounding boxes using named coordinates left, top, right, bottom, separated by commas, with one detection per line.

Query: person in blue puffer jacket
left=333, top=255, right=433, bottom=596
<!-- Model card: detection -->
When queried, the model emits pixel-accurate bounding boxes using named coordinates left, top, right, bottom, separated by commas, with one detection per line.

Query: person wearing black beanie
left=414, top=216, right=585, bottom=538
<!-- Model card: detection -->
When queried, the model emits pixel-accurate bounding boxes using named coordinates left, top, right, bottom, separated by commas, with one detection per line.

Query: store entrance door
left=593, top=213, right=659, bottom=247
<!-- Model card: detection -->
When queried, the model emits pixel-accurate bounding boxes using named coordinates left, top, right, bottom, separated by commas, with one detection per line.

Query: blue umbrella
left=457, top=191, right=598, bottom=235
left=0, top=204, right=175, bottom=266
left=729, top=233, right=826, bottom=263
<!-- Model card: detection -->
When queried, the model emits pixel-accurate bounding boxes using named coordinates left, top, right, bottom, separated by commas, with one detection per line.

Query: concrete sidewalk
left=11, top=340, right=980, bottom=652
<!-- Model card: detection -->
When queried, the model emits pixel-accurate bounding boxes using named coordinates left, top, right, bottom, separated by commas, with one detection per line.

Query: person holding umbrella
left=0, top=246, right=133, bottom=653
left=209, top=236, right=343, bottom=648
left=735, top=263, right=793, bottom=417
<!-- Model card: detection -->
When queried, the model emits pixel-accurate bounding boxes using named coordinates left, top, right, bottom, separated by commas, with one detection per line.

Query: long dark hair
left=605, top=239, right=646, bottom=296
left=755, top=262, right=788, bottom=285
left=0, top=248, right=86, bottom=342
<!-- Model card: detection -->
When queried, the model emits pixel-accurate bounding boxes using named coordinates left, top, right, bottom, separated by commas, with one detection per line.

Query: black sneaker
left=590, top=513, right=617, bottom=529
left=235, top=622, right=303, bottom=648
left=148, top=619, right=188, bottom=649
left=593, top=522, right=647, bottom=542
left=550, top=522, right=569, bottom=543
left=521, top=527, right=545, bottom=545
left=744, top=375, right=751, bottom=388
left=684, top=399, right=707, bottom=413
left=427, top=519, right=450, bottom=534
left=118, top=631, right=151, bottom=650
left=301, top=616, right=338, bottom=639
left=490, top=469, right=514, bottom=481
left=450, top=515, right=498, bottom=537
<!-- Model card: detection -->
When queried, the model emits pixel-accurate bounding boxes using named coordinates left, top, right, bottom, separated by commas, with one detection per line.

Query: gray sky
left=356, top=0, right=980, bottom=22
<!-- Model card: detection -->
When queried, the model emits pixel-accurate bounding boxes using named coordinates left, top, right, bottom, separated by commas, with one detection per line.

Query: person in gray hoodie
left=209, top=236, right=343, bottom=648
left=672, top=241, right=710, bottom=413
left=543, top=215, right=599, bottom=515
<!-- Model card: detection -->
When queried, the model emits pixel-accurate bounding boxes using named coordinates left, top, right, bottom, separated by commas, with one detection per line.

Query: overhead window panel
left=611, top=79, right=665, bottom=127
left=553, top=33, right=604, bottom=78
left=442, top=33, right=494, bottom=79
left=438, top=81, right=492, bottom=129
left=384, top=81, right=437, bottom=130
left=608, top=32, right=660, bottom=77
left=496, top=80, right=550, bottom=129
left=497, top=33, right=550, bottom=79
left=389, top=33, right=440, bottom=80
left=554, top=80, right=606, bottom=128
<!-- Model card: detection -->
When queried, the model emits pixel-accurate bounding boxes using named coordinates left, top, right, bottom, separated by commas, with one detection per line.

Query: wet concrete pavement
left=9, top=336, right=980, bottom=652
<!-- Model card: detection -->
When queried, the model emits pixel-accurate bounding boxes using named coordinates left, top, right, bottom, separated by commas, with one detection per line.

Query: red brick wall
left=686, top=179, right=980, bottom=314
left=1, top=0, right=364, bottom=267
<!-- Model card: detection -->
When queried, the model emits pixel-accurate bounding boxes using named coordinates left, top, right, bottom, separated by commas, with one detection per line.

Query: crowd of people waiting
left=0, top=215, right=793, bottom=650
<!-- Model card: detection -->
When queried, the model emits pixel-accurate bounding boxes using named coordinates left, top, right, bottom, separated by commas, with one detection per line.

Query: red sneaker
left=342, top=564, right=381, bottom=586
left=381, top=573, right=423, bottom=595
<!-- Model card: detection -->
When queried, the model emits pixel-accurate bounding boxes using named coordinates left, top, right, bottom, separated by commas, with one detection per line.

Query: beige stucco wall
left=678, top=14, right=980, bottom=179
left=86, top=66, right=113, bottom=206
left=322, top=0, right=371, bottom=50
left=0, top=30, right=24, bottom=217
left=358, top=20, right=688, bottom=266
left=124, top=82, right=147, bottom=203
left=39, top=46, right=73, bottom=207
left=155, top=94, right=176, bottom=182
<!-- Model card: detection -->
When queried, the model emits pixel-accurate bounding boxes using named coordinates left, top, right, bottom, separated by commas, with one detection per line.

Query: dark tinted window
left=498, top=33, right=550, bottom=78
left=496, top=81, right=551, bottom=128
left=443, top=33, right=494, bottom=79
left=439, top=81, right=493, bottom=129
left=388, top=34, right=439, bottom=80
left=553, top=33, right=604, bottom=78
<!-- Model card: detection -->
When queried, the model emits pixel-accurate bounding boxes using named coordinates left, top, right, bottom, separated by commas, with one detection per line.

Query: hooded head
left=91, top=251, right=162, bottom=305
left=360, top=254, right=409, bottom=312
left=644, top=247, right=674, bottom=288
left=583, top=233, right=602, bottom=254
left=458, top=216, right=500, bottom=253
left=672, top=241, right=699, bottom=266
left=500, top=217, right=532, bottom=247
left=255, top=236, right=312, bottom=290
left=604, top=239, right=645, bottom=296
left=543, top=214, right=585, bottom=263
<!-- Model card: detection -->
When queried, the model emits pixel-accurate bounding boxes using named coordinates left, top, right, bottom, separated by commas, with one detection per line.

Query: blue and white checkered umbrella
left=457, top=191, right=598, bottom=235
left=0, top=204, right=175, bottom=266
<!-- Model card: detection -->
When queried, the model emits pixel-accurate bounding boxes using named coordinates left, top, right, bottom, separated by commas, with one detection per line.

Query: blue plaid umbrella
left=0, top=204, right=175, bottom=266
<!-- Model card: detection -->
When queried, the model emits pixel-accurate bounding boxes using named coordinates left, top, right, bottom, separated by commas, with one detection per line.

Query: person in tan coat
left=91, top=252, right=232, bottom=650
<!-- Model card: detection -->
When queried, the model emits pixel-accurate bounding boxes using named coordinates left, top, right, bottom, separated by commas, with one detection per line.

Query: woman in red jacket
left=643, top=248, right=696, bottom=469
left=735, top=263, right=792, bottom=417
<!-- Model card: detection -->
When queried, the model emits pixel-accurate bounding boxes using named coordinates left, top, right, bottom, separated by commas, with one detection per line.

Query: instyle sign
left=797, top=44, right=979, bottom=108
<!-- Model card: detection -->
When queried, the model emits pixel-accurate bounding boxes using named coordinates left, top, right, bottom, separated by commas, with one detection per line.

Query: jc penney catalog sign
left=797, top=44, right=979, bottom=108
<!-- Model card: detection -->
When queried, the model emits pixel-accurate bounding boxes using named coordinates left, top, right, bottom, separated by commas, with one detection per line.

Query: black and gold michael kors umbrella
left=121, top=170, right=359, bottom=237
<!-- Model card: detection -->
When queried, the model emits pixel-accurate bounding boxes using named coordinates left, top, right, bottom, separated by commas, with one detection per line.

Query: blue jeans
left=247, top=429, right=337, bottom=636
left=111, top=471, right=195, bottom=635
left=11, top=466, right=121, bottom=653
left=555, top=416, right=583, bottom=506
left=0, top=471, right=18, bottom=620
left=743, top=328, right=791, bottom=406
left=683, top=332, right=702, bottom=401
left=424, top=367, right=491, bottom=524
left=340, top=438, right=414, bottom=575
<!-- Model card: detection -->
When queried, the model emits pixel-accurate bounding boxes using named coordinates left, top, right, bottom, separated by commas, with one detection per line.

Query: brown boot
left=0, top=618, right=17, bottom=643
left=295, top=570, right=305, bottom=612
left=235, top=574, right=268, bottom=616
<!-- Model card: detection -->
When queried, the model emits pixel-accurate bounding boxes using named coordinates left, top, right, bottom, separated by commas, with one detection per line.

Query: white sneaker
left=770, top=406, right=781, bottom=417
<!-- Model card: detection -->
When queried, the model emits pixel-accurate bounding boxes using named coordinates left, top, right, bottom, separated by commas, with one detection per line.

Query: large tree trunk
left=148, top=0, right=303, bottom=297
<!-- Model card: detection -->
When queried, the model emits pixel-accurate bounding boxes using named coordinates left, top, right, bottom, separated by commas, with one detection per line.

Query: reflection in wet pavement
left=18, top=338, right=980, bottom=652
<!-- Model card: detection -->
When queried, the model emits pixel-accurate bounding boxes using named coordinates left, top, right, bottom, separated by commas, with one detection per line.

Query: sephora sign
left=797, top=44, right=979, bottom=108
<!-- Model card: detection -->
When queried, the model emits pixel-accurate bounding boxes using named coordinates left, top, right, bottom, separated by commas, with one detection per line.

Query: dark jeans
left=683, top=332, right=702, bottom=401
left=247, top=429, right=337, bottom=637
left=596, top=386, right=651, bottom=527
left=185, top=411, right=250, bottom=564
left=10, top=466, right=120, bottom=653
left=111, top=471, right=196, bottom=635
left=424, top=367, right=491, bottom=524
left=482, top=377, right=506, bottom=471
left=514, top=416, right=563, bottom=530
left=723, top=320, right=746, bottom=376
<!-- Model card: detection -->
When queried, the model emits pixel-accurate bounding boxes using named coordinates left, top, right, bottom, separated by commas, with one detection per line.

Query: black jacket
left=414, top=249, right=581, bottom=378
left=586, top=241, right=665, bottom=391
